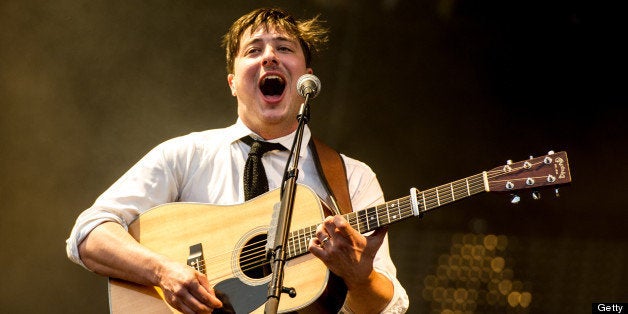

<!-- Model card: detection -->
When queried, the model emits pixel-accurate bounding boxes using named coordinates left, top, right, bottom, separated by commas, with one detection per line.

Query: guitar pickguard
left=214, top=277, right=267, bottom=313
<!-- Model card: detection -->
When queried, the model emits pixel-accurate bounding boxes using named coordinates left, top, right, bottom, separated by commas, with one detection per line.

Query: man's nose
left=261, top=46, right=279, bottom=67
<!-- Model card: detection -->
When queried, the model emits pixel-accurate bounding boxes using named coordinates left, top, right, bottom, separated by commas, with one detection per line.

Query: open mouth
left=259, top=75, right=286, bottom=97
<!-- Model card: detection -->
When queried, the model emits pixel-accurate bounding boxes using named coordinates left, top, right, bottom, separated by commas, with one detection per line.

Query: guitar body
left=109, top=185, right=337, bottom=313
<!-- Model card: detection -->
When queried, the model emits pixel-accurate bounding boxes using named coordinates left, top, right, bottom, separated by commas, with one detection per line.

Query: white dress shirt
left=66, top=119, right=408, bottom=313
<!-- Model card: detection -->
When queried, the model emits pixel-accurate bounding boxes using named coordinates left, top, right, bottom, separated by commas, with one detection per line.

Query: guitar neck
left=286, top=172, right=487, bottom=259
left=349, top=172, right=487, bottom=231
left=285, top=150, right=572, bottom=259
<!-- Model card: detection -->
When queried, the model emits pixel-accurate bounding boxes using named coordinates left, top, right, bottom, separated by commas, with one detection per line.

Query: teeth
left=263, top=75, right=284, bottom=83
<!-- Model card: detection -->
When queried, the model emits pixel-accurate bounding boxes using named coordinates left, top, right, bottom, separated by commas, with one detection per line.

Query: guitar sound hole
left=240, top=234, right=271, bottom=279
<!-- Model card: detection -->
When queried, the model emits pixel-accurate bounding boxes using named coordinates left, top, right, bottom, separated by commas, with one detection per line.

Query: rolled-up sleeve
left=65, top=143, right=179, bottom=268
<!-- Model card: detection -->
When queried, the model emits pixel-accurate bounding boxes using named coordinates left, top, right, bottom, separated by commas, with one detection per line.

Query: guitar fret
left=379, top=205, right=385, bottom=225
left=405, top=197, right=413, bottom=217
left=445, top=183, right=456, bottom=204
left=306, top=227, right=313, bottom=254
left=299, top=228, right=304, bottom=255
left=296, top=229, right=302, bottom=255
left=366, top=207, right=375, bottom=230
left=387, top=200, right=399, bottom=224
left=354, top=212, right=362, bottom=233
left=450, top=183, right=455, bottom=201
left=450, top=180, right=463, bottom=201
left=371, top=206, right=381, bottom=229
left=435, top=187, right=441, bottom=206
left=308, top=226, right=315, bottom=253
left=302, top=228, right=307, bottom=254
left=380, top=204, right=388, bottom=225
left=298, top=229, right=307, bottom=254
left=389, top=201, right=399, bottom=221
left=288, top=228, right=304, bottom=258
left=438, top=186, right=446, bottom=204
left=391, top=201, right=399, bottom=220
left=293, top=230, right=299, bottom=255
left=303, top=227, right=309, bottom=254
left=364, top=207, right=370, bottom=230
left=430, top=189, right=438, bottom=209
left=469, top=174, right=485, bottom=194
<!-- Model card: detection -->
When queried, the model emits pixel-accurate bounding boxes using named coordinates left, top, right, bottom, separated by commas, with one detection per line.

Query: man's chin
left=260, top=114, right=288, bottom=125
left=259, top=105, right=290, bottom=120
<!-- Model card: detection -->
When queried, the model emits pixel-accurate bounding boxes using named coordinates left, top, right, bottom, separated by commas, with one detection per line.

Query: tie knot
left=241, top=136, right=286, bottom=200
left=243, top=136, right=286, bottom=157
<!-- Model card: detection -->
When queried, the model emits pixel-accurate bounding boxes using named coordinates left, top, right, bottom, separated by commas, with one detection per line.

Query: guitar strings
left=204, top=165, right=522, bottom=281
left=200, top=159, right=547, bottom=282
left=204, top=200, right=420, bottom=283
left=202, top=198, right=421, bottom=283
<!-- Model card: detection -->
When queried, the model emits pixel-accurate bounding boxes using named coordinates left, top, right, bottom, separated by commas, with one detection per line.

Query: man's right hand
left=78, top=222, right=224, bottom=314
left=157, top=260, right=223, bottom=313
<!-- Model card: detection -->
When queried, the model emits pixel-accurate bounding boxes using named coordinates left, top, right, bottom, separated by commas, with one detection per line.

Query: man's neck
left=242, top=120, right=298, bottom=140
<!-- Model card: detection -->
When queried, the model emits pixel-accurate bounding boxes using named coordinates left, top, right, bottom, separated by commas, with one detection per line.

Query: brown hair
left=222, top=8, right=329, bottom=73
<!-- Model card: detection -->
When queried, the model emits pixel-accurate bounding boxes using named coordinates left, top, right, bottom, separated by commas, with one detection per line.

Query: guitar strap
left=303, top=137, right=352, bottom=314
left=308, top=138, right=353, bottom=216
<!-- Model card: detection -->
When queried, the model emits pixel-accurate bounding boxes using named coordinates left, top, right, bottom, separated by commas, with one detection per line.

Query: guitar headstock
left=486, top=151, right=571, bottom=194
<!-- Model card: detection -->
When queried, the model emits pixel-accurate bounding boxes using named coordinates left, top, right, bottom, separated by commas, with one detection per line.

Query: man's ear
left=227, top=74, right=237, bottom=96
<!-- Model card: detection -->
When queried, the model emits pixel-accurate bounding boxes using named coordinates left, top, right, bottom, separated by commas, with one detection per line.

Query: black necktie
left=242, top=136, right=286, bottom=200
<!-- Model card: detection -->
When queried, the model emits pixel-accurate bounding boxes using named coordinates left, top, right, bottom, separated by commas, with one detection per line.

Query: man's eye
left=246, top=48, right=261, bottom=55
left=278, top=46, right=293, bottom=52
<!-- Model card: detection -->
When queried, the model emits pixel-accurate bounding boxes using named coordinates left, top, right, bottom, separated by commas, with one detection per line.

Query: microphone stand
left=264, top=95, right=312, bottom=314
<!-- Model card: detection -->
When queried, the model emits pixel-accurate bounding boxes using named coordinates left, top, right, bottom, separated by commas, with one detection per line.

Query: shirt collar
left=229, top=118, right=311, bottom=158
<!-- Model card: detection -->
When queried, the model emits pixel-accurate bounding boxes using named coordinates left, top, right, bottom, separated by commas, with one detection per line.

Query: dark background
left=1, top=1, right=626, bottom=313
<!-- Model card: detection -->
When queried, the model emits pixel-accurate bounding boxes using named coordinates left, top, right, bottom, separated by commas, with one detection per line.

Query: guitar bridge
left=187, top=243, right=205, bottom=274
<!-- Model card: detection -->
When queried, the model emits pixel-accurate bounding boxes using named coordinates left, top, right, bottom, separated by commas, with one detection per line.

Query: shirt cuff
left=65, top=212, right=128, bottom=269
left=339, top=270, right=409, bottom=314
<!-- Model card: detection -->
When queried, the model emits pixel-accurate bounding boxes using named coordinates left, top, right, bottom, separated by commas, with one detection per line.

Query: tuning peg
left=511, top=194, right=521, bottom=204
left=548, top=150, right=555, bottom=155
left=554, top=188, right=560, bottom=197
left=532, top=190, right=541, bottom=200
left=529, top=155, right=534, bottom=160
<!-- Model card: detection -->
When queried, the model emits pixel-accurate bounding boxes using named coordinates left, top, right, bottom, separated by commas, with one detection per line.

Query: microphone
left=296, top=74, right=321, bottom=99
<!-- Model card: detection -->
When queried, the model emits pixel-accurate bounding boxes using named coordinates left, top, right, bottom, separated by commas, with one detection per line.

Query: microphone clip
left=297, top=99, right=311, bottom=123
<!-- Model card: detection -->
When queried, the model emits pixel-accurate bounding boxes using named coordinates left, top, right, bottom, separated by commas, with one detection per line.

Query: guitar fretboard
left=285, top=173, right=487, bottom=259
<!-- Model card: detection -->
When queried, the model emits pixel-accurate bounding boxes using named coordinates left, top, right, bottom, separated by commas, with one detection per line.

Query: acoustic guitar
left=108, top=151, right=571, bottom=313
